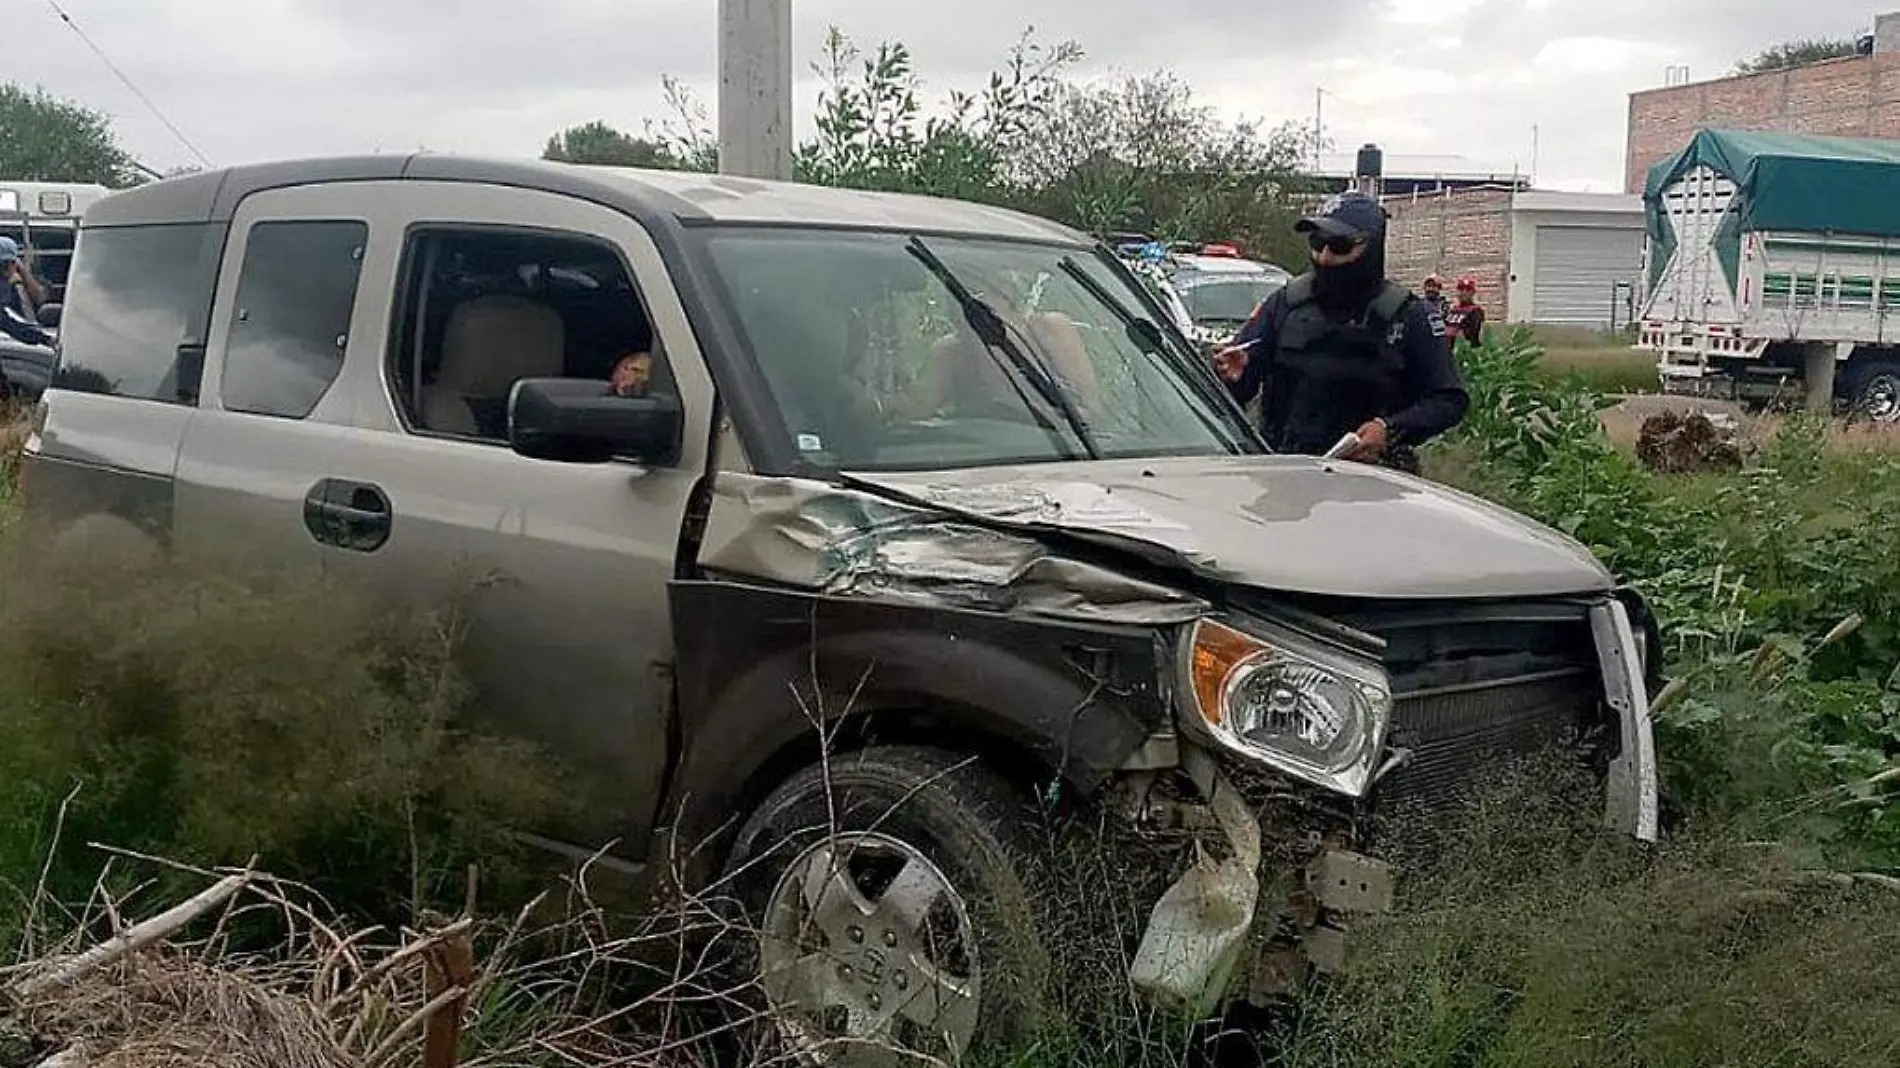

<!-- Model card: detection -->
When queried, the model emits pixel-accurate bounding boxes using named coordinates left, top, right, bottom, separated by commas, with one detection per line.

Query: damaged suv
left=21, top=157, right=1660, bottom=1064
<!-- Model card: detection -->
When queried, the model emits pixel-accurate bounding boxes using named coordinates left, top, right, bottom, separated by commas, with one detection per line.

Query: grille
left=1381, top=669, right=1598, bottom=808
left=1337, top=599, right=1608, bottom=812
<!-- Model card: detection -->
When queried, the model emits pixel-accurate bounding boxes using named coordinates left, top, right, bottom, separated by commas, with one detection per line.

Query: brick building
left=1625, top=11, right=1900, bottom=192
left=1383, top=188, right=1645, bottom=328
left=1385, top=187, right=1514, bottom=315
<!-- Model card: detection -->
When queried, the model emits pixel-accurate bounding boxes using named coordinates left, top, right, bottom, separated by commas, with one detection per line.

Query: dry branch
left=11, top=872, right=252, bottom=999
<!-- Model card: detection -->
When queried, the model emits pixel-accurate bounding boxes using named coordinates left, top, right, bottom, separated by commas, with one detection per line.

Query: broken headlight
left=1180, top=617, right=1392, bottom=798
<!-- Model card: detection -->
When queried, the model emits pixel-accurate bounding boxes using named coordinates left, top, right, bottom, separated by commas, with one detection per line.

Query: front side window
left=53, top=223, right=217, bottom=402
left=693, top=228, right=1256, bottom=473
left=221, top=220, right=369, bottom=419
left=386, top=228, right=671, bottom=445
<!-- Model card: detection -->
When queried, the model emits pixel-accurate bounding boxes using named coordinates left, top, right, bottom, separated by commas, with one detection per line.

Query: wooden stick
left=10, top=873, right=251, bottom=999
left=423, top=925, right=477, bottom=1068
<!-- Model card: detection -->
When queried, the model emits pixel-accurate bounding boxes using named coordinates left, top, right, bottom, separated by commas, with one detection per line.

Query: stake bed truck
left=1638, top=128, right=1900, bottom=420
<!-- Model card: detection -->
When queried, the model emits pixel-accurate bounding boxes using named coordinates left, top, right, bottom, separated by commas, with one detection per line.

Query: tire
left=1849, top=361, right=1900, bottom=424
left=721, top=746, right=1054, bottom=1067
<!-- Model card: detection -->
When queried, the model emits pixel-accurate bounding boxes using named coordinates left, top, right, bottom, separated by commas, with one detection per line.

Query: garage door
left=1532, top=225, right=1643, bottom=327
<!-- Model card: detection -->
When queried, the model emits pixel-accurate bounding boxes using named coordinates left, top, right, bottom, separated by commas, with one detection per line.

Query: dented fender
left=664, top=580, right=1174, bottom=858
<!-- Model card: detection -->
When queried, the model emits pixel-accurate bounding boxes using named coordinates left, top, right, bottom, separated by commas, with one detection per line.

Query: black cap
left=1296, top=190, right=1387, bottom=240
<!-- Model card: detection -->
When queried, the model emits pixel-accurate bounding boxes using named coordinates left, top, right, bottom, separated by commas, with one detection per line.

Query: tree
left=787, top=27, right=1315, bottom=267
left=543, top=120, right=688, bottom=169
left=542, top=78, right=718, bottom=174
left=1734, top=37, right=1861, bottom=75
left=616, top=27, right=1314, bottom=265
left=0, top=84, right=137, bottom=186
left=795, top=26, right=1080, bottom=202
left=1010, top=70, right=1315, bottom=266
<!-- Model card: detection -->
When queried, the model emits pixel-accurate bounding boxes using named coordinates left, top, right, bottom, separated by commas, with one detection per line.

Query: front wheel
left=1850, top=361, right=1900, bottom=424
left=722, top=747, right=1053, bottom=1067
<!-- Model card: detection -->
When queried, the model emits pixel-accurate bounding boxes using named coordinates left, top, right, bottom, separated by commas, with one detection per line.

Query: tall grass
left=0, top=508, right=571, bottom=943
left=1535, top=345, right=1658, bottom=396
left=1284, top=759, right=1900, bottom=1068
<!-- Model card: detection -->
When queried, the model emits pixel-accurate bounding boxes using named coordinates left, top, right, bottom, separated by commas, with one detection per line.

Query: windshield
left=694, top=228, right=1258, bottom=473
left=1176, top=275, right=1284, bottom=325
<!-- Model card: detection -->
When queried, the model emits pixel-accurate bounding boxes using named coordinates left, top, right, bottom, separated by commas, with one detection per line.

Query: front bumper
left=1125, top=597, right=1660, bottom=1014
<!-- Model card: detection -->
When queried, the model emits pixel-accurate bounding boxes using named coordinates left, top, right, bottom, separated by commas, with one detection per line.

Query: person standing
left=0, top=238, right=46, bottom=320
left=1212, top=191, right=1470, bottom=472
left=1421, top=274, right=1449, bottom=315
left=1445, top=276, right=1486, bottom=346
left=0, top=238, right=52, bottom=352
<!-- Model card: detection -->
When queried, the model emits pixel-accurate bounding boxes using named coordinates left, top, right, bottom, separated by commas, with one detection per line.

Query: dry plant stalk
left=12, top=873, right=252, bottom=1000
left=0, top=844, right=783, bottom=1068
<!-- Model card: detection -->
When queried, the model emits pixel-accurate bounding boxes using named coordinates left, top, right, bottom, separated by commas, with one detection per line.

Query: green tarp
left=1645, top=128, right=1900, bottom=239
left=1643, top=128, right=1900, bottom=293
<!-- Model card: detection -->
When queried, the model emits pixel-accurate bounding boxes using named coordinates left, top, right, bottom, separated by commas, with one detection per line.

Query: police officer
left=1212, top=191, right=1470, bottom=471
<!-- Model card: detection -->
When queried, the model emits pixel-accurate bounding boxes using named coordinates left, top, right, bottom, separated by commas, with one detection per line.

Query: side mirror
left=36, top=303, right=61, bottom=329
left=507, top=377, right=682, bottom=465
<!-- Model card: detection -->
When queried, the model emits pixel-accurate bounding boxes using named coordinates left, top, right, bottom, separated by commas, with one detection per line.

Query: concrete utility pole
left=717, top=0, right=793, bottom=181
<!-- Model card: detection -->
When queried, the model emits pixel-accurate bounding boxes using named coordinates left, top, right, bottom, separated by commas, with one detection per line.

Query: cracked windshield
left=4, top=2, right=1900, bottom=1068
left=697, top=229, right=1254, bottom=469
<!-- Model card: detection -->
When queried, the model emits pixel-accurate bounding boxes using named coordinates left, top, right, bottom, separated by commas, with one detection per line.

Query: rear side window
left=55, top=223, right=218, bottom=402
left=220, top=220, right=368, bottom=419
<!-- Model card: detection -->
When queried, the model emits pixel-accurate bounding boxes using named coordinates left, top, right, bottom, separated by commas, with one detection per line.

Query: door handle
left=303, top=478, right=392, bottom=552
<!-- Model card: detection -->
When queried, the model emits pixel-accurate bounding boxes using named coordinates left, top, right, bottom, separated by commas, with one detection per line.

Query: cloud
left=3, top=0, right=1884, bottom=191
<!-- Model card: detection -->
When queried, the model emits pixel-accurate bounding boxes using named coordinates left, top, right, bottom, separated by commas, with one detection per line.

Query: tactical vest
left=1266, top=274, right=1416, bottom=455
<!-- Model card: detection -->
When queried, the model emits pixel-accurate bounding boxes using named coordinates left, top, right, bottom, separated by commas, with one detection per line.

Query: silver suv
left=19, top=156, right=1660, bottom=1065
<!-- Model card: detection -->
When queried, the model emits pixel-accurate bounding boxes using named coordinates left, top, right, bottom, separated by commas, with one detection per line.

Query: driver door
left=172, top=180, right=716, bottom=857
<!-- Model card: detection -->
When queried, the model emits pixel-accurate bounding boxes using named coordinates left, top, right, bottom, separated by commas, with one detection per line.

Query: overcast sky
left=7, top=0, right=1885, bottom=192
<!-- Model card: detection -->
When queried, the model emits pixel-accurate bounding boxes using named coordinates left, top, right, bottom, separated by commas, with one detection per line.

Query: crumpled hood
left=846, top=453, right=1613, bottom=600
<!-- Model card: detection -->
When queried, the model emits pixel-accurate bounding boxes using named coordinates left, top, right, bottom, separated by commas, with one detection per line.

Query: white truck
left=1, top=179, right=112, bottom=308
left=1636, top=129, right=1900, bottom=421
left=1, top=181, right=108, bottom=399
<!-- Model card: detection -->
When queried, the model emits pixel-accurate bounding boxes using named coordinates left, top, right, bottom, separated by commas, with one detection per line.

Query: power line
left=37, top=0, right=213, bottom=167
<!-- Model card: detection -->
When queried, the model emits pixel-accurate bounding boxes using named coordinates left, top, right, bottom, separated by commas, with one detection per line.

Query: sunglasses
left=1307, top=232, right=1365, bottom=256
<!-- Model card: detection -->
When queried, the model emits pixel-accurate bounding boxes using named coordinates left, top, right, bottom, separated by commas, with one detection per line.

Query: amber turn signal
left=1189, top=619, right=1267, bottom=727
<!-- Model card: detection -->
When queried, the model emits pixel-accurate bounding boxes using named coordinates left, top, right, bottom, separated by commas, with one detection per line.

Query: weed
left=1288, top=812, right=1900, bottom=1068
left=0, top=513, right=571, bottom=934
left=1436, top=328, right=1900, bottom=870
left=1536, top=346, right=1659, bottom=396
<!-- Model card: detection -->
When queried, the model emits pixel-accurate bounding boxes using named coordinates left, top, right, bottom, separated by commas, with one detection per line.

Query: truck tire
left=721, top=746, right=1054, bottom=1066
left=1849, top=360, right=1900, bottom=424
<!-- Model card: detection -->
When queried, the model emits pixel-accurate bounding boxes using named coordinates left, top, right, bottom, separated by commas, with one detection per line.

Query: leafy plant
left=1440, top=330, right=1900, bottom=868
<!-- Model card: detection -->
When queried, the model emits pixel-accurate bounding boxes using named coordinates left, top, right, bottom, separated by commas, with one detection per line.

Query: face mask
left=1313, top=231, right=1385, bottom=309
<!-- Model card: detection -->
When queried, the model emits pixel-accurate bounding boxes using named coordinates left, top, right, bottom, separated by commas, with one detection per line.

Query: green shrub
left=1437, top=327, right=1900, bottom=869
left=0, top=535, right=571, bottom=933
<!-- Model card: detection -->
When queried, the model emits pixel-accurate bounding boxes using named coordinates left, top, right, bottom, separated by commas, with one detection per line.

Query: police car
left=1165, top=247, right=1292, bottom=345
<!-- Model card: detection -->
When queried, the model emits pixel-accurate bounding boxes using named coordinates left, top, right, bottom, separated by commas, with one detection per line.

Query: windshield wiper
left=905, top=236, right=1100, bottom=460
left=1059, top=254, right=1248, bottom=448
